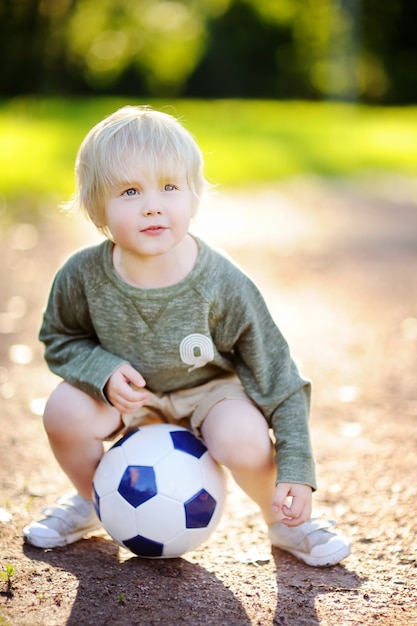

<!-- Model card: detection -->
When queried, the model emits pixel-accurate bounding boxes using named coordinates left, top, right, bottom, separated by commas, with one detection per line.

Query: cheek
left=106, top=205, right=131, bottom=230
left=182, top=197, right=197, bottom=221
left=176, top=209, right=194, bottom=232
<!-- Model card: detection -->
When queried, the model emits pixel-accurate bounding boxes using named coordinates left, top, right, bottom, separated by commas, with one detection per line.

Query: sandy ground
left=1, top=177, right=416, bottom=625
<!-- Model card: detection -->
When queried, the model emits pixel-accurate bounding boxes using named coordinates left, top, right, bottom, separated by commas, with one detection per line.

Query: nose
left=144, top=207, right=162, bottom=216
left=142, top=192, right=162, bottom=216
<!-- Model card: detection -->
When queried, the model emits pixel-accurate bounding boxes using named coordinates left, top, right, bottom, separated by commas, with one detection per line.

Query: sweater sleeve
left=213, top=268, right=316, bottom=490
left=39, top=251, right=127, bottom=402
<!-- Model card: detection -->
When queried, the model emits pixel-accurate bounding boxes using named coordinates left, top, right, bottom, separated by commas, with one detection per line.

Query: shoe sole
left=277, top=543, right=351, bottom=567
left=23, top=522, right=101, bottom=549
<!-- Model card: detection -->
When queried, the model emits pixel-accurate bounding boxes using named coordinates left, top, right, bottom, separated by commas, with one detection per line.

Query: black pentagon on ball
left=118, top=465, right=157, bottom=507
left=185, top=489, right=217, bottom=528
left=170, top=429, right=207, bottom=458
left=123, top=534, right=164, bottom=557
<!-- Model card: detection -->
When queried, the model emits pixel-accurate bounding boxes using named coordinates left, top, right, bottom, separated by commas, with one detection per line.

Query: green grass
left=1, top=97, right=417, bottom=204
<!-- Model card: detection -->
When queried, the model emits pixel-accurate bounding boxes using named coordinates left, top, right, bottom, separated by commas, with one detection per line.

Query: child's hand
left=105, top=363, right=150, bottom=414
left=272, top=482, right=312, bottom=527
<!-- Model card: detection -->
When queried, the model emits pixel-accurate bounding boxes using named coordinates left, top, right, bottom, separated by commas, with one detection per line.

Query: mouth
left=140, top=225, right=166, bottom=235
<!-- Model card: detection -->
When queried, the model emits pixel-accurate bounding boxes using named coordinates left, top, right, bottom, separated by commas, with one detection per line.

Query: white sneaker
left=23, top=493, right=101, bottom=549
left=268, top=518, right=351, bottom=567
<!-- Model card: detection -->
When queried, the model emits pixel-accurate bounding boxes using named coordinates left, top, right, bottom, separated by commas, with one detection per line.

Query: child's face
left=104, top=171, right=195, bottom=258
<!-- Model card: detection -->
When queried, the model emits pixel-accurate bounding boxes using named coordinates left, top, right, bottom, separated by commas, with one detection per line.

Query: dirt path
left=1, top=178, right=416, bottom=625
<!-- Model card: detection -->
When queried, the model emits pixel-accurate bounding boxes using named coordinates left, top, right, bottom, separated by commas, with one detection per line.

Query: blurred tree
left=360, top=0, right=417, bottom=102
left=188, top=0, right=417, bottom=102
left=0, top=0, right=229, bottom=96
left=0, top=0, right=85, bottom=94
left=0, top=0, right=416, bottom=102
left=0, top=0, right=49, bottom=94
left=65, top=0, right=208, bottom=95
left=186, top=1, right=301, bottom=98
left=188, top=0, right=387, bottom=101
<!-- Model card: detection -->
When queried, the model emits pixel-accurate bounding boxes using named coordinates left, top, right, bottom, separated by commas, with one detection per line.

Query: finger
left=272, top=483, right=290, bottom=513
left=116, top=389, right=151, bottom=413
left=123, top=385, right=147, bottom=402
left=281, top=503, right=293, bottom=517
left=281, top=516, right=302, bottom=527
left=285, top=497, right=304, bottom=520
left=125, top=368, right=146, bottom=389
left=132, top=390, right=151, bottom=406
left=130, top=380, right=146, bottom=391
left=281, top=501, right=311, bottom=526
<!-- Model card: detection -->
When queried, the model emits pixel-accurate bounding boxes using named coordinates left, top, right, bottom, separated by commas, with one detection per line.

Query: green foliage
left=0, top=563, right=14, bottom=600
left=1, top=0, right=416, bottom=102
left=65, top=0, right=210, bottom=94
left=1, top=98, right=417, bottom=206
left=0, top=564, right=14, bottom=583
left=0, top=0, right=227, bottom=96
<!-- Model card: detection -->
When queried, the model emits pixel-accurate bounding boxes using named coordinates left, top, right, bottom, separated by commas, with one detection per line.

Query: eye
left=123, top=188, right=138, bottom=196
left=164, top=184, right=177, bottom=192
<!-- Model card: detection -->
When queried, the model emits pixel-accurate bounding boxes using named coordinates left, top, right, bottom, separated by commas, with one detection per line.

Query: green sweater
left=39, top=237, right=316, bottom=489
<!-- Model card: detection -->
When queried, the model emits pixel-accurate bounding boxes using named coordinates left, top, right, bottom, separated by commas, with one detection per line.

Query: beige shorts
left=120, top=375, right=253, bottom=438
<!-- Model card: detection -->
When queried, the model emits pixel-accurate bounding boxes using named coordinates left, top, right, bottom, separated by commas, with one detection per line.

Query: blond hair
left=66, top=105, right=207, bottom=237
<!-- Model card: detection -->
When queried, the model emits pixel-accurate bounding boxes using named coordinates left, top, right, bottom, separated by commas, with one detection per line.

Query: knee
left=43, top=383, right=91, bottom=436
left=218, top=429, right=273, bottom=471
left=202, top=403, right=273, bottom=471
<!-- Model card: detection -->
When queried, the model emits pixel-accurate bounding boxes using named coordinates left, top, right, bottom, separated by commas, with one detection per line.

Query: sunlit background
left=1, top=0, right=417, bottom=412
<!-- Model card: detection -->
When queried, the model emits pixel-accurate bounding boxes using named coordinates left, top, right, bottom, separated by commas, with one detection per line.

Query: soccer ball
left=92, top=424, right=226, bottom=558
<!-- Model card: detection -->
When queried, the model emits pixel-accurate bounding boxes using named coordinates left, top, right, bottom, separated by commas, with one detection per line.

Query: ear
left=191, top=200, right=199, bottom=218
left=91, top=205, right=107, bottom=228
